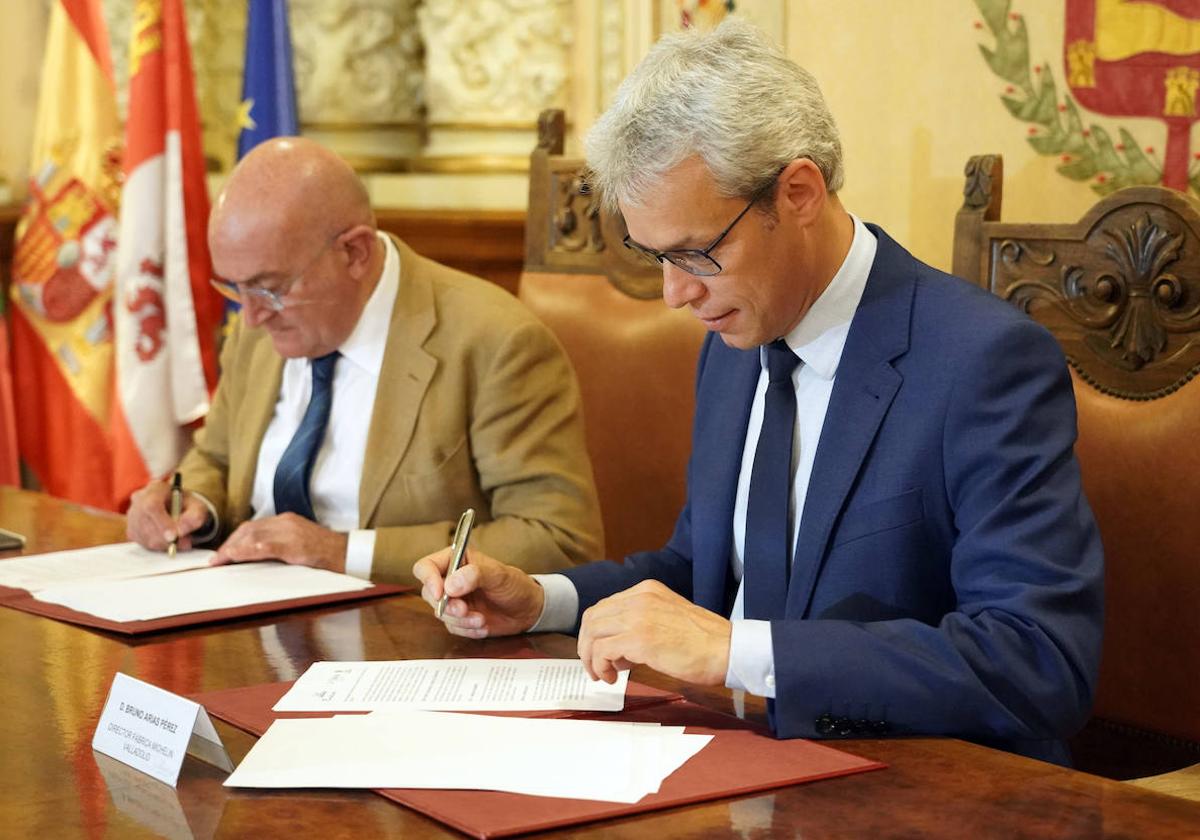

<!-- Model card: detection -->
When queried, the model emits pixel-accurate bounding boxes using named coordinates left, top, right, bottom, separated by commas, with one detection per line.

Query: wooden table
left=2, top=486, right=1198, bottom=838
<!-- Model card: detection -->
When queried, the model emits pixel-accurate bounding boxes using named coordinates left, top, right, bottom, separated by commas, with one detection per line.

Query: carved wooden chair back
left=519, top=110, right=707, bottom=562
left=953, top=155, right=1200, bottom=778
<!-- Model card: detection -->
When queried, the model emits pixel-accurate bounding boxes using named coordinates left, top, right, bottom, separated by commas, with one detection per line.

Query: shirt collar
left=336, top=232, right=399, bottom=377
left=764, top=213, right=877, bottom=381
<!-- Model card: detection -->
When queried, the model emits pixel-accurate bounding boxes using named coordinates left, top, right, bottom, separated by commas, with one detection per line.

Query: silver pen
left=168, top=472, right=182, bottom=560
left=436, top=508, right=476, bottom=619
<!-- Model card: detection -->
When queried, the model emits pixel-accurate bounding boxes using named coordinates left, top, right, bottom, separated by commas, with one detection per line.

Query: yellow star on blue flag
left=236, top=98, right=257, bottom=132
left=237, top=0, right=297, bottom=159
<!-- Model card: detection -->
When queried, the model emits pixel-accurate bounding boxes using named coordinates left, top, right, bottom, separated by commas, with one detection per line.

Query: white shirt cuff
left=188, top=491, right=220, bottom=543
left=343, top=529, right=376, bottom=580
left=725, top=619, right=777, bottom=698
left=528, top=573, right=579, bottom=633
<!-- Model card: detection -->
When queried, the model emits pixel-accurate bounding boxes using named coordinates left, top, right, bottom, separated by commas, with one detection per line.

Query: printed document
left=225, top=710, right=712, bottom=803
left=0, top=542, right=211, bottom=592
left=273, top=659, right=629, bottom=713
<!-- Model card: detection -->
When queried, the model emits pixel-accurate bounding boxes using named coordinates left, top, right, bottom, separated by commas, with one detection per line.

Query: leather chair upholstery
left=953, top=155, right=1200, bottom=782
left=518, top=111, right=706, bottom=562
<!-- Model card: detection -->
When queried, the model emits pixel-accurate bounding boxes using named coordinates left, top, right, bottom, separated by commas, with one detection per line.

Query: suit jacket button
left=834, top=716, right=854, bottom=737
left=815, top=714, right=835, bottom=735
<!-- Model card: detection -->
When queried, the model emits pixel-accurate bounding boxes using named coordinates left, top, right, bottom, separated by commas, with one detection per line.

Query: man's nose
left=661, top=262, right=706, bottom=310
left=240, top=296, right=273, bottom=327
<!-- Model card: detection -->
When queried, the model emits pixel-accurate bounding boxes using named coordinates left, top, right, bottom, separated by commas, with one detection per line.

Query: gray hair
left=584, top=17, right=844, bottom=213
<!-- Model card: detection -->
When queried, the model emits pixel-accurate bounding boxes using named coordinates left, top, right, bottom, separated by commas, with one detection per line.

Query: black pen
left=168, top=472, right=182, bottom=559
left=436, top=508, right=476, bottom=619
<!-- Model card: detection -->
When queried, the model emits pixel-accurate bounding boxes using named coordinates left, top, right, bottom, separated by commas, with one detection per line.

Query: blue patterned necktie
left=273, top=351, right=339, bottom=521
left=744, top=339, right=801, bottom=620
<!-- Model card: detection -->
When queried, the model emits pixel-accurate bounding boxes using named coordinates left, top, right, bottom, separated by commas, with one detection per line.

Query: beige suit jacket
left=177, top=237, right=603, bottom=583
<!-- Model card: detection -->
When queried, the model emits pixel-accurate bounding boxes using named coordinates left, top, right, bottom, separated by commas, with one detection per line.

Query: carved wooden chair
left=519, top=110, right=707, bottom=562
left=954, top=155, right=1200, bottom=787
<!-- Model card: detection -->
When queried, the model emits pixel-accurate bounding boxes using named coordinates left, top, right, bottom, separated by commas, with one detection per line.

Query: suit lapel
left=359, top=237, right=437, bottom=526
left=690, top=337, right=761, bottom=613
left=230, top=336, right=284, bottom=521
left=786, top=227, right=914, bottom=618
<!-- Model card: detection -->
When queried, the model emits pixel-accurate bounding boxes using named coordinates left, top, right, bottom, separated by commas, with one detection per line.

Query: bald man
left=126, top=138, right=603, bottom=584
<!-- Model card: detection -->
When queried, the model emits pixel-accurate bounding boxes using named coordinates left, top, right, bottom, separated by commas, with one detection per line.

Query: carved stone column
left=187, top=1, right=245, bottom=174
left=290, top=0, right=424, bottom=170
left=416, top=0, right=572, bottom=172
left=597, top=2, right=627, bottom=110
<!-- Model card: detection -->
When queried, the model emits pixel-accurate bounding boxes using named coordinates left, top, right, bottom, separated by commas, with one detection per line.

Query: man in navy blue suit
left=414, top=18, right=1103, bottom=764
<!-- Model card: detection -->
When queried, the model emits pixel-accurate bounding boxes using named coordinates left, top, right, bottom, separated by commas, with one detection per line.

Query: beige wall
left=789, top=0, right=1166, bottom=271
left=0, top=1, right=1181, bottom=273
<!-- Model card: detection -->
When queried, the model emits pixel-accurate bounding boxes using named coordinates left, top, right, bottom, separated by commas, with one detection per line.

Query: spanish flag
left=111, top=0, right=222, bottom=506
left=0, top=306, right=18, bottom=488
left=9, top=0, right=122, bottom=507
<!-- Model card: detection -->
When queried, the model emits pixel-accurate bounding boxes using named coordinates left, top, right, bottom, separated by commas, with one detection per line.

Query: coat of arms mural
left=976, top=0, right=1200, bottom=196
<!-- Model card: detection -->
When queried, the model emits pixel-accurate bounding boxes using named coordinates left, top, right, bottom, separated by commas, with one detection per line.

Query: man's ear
left=775, top=158, right=828, bottom=228
left=337, top=225, right=377, bottom=277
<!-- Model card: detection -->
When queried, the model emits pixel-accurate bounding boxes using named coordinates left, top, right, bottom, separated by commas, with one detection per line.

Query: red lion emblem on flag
left=126, top=258, right=166, bottom=362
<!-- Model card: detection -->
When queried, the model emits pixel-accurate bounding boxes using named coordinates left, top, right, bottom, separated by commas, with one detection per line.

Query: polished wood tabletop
left=1, top=486, right=1198, bottom=838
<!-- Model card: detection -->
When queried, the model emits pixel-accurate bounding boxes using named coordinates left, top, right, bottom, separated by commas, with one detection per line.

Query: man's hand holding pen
left=413, top=542, right=546, bottom=639
left=414, top=526, right=731, bottom=688
left=126, top=476, right=212, bottom=552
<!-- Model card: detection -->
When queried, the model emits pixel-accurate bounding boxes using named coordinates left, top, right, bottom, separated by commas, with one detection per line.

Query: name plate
left=92, top=672, right=233, bottom=786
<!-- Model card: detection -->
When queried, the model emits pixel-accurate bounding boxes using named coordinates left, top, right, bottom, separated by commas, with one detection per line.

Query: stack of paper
left=0, top=542, right=374, bottom=623
left=225, top=710, right=712, bottom=803
left=273, top=659, right=630, bottom=713
left=0, top=542, right=211, bottom=591
left=32, top=562, right=373, bottom=622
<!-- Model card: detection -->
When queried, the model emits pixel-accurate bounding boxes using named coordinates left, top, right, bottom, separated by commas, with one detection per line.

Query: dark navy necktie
left=273, top=351, right=339, bottom=521
left=744, top=339, right=801, bottom=620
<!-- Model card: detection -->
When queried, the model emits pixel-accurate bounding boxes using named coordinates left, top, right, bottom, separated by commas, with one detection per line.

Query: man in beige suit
left=126, top=137, right=603, bottom=583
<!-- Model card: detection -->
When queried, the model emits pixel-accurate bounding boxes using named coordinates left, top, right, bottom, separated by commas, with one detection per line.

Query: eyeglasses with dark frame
left=209, top=233, right=343, bottom=311
left=621, top=176, right=778, bottom=277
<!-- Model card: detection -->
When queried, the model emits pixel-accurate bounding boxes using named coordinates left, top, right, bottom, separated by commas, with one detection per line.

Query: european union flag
left=225, top=0, right=298, bottom=327
left=237, top=0, right=298, bottom=158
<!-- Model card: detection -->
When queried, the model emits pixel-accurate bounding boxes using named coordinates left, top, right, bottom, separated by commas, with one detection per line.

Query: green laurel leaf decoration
left=973, top=0, right=1166, bottom=196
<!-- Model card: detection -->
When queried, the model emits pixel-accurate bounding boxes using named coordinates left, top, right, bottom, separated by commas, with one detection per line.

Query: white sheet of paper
left=224, top=710, right=712, bottom=803
left=0, top=542, right=212, bottom=592
left=273, top=659, right=629, bottom=713
left=32, top=562, right=372, bottom=622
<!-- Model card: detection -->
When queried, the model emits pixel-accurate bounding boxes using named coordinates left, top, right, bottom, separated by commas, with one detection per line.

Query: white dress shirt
left=532, top=216, right=877, bottom=700
left=724, top=215, right=875, bottom=695
left=246, top=232, right=400, bottom=579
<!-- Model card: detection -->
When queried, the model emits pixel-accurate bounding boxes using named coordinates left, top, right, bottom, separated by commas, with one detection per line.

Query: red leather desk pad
left=196, top=679, right=885, bottom=838
left=0, top=581, right=408, bottom=635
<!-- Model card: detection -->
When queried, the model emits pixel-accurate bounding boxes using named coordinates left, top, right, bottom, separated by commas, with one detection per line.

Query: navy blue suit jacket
left=562, top=226, right=1104, bottom=764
